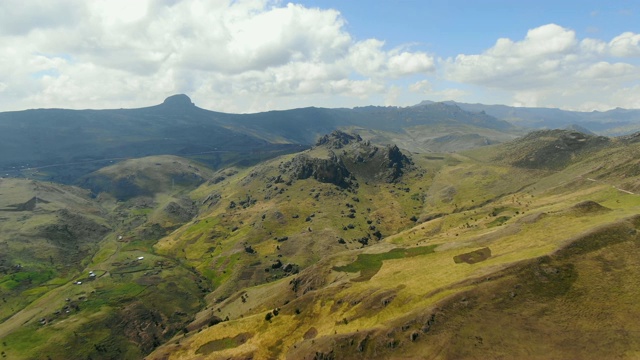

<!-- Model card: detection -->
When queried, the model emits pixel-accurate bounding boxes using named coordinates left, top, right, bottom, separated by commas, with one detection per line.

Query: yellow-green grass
left=147, top=168, right=640, bottom=359
left=415, top=231, right=640, bottom=360
left=0, top=173, right=212, bottom=358
left=333, top=245, right=437, bottom=281
left=8, top=137, right=640, bottom=359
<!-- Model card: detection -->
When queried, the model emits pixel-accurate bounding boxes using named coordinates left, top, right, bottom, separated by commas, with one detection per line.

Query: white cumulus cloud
left=444, top=23, right=640, bottom=110
left=0, top=0, right=435, bottom=112
left=445, top=24, right=579, bottom=88
left=1, top=3, right=639, bottom=113
left=609, top=32, right=640, bottom=57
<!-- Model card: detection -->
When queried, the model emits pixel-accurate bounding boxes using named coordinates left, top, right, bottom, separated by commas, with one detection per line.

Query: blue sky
left=0, top=0, right=639, bottom=112
left=300, top=0, right=639, bottom=55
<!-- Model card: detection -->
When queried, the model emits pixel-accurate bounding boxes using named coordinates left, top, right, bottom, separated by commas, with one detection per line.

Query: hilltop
left=78, top=155, right=215, bottom=201
left=485, top=129, right=611, bottom=170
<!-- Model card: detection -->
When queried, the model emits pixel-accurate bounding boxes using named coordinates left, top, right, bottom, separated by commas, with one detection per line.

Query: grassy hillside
left=0, top=179, right=108, bottom=322
left=0, top=157, right=221, bottom=360
left=145, top=133, right=640, bottom=360
left=3, top=131, right=640, bottom=359
left=78, top=155, right=215, bottom=201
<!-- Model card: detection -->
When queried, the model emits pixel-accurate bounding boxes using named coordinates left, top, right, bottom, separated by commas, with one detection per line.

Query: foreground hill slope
left=0, top=178, right=109, bottom=324
left=2, top=130, right=640, bottom=359
left=146, top=131, right=640, bottom=359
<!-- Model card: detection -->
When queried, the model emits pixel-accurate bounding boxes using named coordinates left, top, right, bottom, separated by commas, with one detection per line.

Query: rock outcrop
left=287, top=152, right=354, bottom=188
left=162, top=94, right=195, bottom=108
left=283, top=130, right=413, bottom=187
left=316, top=131, right=363, bottom=149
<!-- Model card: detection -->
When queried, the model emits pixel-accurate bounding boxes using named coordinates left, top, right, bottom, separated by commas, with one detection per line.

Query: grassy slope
left=0, top=179, right=107, bottom=322
left=146, top=140, right=640, bottom=360
left=4, top=137, right=640, bottom=359
left=0, top=157, right=217, bottom=360
left=154, top=150, right=430, bottom=300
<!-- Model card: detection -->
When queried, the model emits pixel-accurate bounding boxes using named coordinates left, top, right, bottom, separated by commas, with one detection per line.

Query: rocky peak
left=385, top=145, right=406, bottom=164
left=162, top=94, right=195, bottom=108
left=283, top=131, right=413, bottom=188
left=316, top=130, right=363, bottom=149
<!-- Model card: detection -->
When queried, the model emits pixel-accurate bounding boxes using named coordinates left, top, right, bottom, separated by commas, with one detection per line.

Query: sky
left=0, top=0, right=639, bottom=113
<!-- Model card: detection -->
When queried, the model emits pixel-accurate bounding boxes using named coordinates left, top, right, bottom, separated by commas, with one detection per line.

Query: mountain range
left=0, top=94, right=515, bottom=182
left=3, top=94, right=639, bottom=185
left=418, top=100, right=640, bottom=135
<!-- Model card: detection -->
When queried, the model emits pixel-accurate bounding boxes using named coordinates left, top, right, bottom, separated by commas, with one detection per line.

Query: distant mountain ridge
left=0, top=95, right=517, bottom=183
left=416, top=100, right=640, bottom=135
left=214, top=100, right=515, bottom=145
left=3, top=94, right=638, bottom=184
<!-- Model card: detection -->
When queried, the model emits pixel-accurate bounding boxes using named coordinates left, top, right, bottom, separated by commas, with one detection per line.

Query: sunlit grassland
left=0, top=179, right=109, bottom=323
left=0, top=174, right=209, bottom=358
left=332, top=245, right=437, bottom=281
left=424, top=230, right=640, bottom=360
left=150, top=165, right=640, bottom=359
left=8, top=135, right=640, bottom=359
left=155, top=154, right=446, bottom=299
left=89, top=235, right=119, bottom=266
